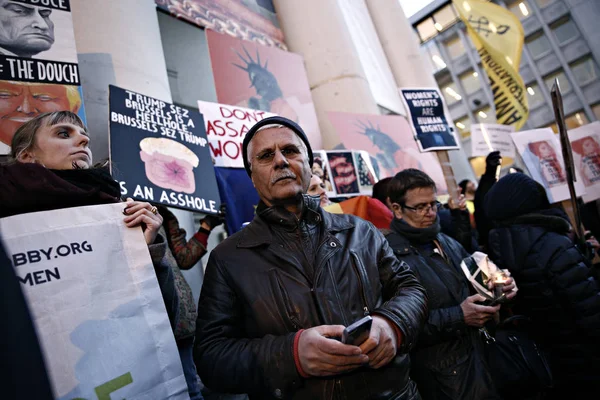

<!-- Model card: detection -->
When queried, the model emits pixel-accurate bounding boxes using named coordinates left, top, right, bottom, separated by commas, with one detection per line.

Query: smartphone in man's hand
left=342, top=316, right=373, bottom=346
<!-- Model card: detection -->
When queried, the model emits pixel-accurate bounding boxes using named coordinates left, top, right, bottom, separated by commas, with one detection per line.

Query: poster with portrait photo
left=353, top=150, right=378, bottom=195
left=511, top=128, right=585, bottom=203
left=109, top=85, right=220, bottom=214
left=568, top=121, right=600, bottom=203
left=156, top=0, right=286, bottom=50
left=0, top=0, right=83, bottom=155
left=206, top=29, right=321, bottom=149
left=326, top=151, right=360, bottom=197
left=311, top=150, right=336, bottom=198
left=327, top=111, right=448, bottom=194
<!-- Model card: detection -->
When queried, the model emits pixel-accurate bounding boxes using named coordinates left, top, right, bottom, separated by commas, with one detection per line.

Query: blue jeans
left=177, top=336, right=203, bottom=400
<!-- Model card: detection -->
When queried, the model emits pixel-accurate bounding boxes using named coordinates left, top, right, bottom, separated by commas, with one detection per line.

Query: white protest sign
left=198, top=100, right=276, bottom=168
left=511, top=128, right=586, bottom=203
left=470, top=123, right=515, bottom=158
left=568, top=121, right=600, bottom=203
left=0, top=204, right=188, bottom=400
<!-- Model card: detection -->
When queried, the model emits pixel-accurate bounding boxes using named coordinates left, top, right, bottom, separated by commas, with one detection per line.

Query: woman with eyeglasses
left=383, top=169, right=516, bottom=400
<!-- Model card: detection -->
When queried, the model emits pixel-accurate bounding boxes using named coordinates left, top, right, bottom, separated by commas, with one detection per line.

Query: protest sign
left=354, top=150, right=378, bottom=195
left=326, top=151, right=360, bottom=197
left=109, top=85, right=220, bottom=213
left=511, top=128, right=585, bottom=203
left=326, top=111, right=448, bottom=193
left=207, top=29, right=321, bottom=149
left=399, top=88, right=459, bottom=151
left=471, top=123, right=516, bottom=158
left=312, top=150, right=337, bottom=198
left=568, top=121, right=600, bottom=203
left=0, top=203, right=188, bottom=400
left=198, top=100, right=275, bottom=168
left=0, top=0, right=86, bottom=154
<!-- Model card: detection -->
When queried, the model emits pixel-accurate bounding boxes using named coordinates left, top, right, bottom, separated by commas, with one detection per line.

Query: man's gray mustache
left=271, top=171, right=297, bottom=184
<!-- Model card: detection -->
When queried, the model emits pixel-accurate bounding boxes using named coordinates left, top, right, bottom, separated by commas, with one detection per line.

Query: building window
left=476, top=106, right=492, bottom=123
left=417, top=18, right=438, bottom=42
left=552, top=17, right=580, bottom=45
left=535, top=0, right=556, bottom=8
left=508, top=1, right=532, bottom=21
left=442, top=82, right=462, bottom=105
left=460, top=70, right=481, bottom=95
left=526, top=31, right=551, bottom=59
left=421, top=41, right=447, bottom=73
left=526, top=83, right=545, bottom=108
left=544, top=69, right=571, bottom=94
left=445, top=35, right=465, bottom=60
left=546, top=110, right=589, bottom=132
left=593, top=103, right=600, bottom=120
left=433, top=5, right=458, bottom=31
left=455, top=116, right=472, bottom=139
left=570, top=56, right=600, bottom=86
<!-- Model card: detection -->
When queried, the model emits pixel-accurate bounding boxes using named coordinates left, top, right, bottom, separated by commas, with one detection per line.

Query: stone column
left=366, top=0, right=476, bottom=185
left=273, top=0, right=380, bottom=149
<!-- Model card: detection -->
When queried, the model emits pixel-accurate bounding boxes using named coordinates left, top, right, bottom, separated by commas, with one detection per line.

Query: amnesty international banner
left=454, top=0, right=528, bottom=130
left=0, top=204, right=188, bottom=399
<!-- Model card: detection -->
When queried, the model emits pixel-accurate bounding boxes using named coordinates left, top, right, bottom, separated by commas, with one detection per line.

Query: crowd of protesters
left=2, top=113, right=599, bottom=400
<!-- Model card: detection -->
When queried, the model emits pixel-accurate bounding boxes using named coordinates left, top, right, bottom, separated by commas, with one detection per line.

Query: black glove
left=200, top=203, right=226, bottom=230
left=485, top=151, right=502, bottom=175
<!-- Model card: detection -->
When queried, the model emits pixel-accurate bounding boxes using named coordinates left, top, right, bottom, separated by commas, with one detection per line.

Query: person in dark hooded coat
left=485, top=173, right=600, bottom=399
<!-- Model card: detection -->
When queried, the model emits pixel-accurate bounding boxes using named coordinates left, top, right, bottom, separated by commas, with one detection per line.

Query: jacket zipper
left=351, top=251, right=370, bottom=316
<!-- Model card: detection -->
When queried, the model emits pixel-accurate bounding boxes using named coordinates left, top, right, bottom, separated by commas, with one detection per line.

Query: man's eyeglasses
left=402, top=201, right=441, bottom=216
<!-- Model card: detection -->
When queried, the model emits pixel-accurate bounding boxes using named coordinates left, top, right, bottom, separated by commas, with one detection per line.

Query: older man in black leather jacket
left=194, top=116, right=428, bottom=400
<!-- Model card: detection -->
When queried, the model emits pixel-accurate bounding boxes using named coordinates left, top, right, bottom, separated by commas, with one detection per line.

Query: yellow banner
left=454, top=0, right=529, bottom=130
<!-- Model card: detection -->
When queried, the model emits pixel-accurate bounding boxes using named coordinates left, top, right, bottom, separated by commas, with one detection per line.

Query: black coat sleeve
left=370, top=226, right=429, bottom=353
left=194, top=251, right=301, bottom=397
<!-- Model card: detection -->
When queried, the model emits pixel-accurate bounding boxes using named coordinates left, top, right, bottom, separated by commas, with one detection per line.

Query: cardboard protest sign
left=197, top=100, right=275, bottom=168
left=109, top=85, right=220, bottom=213
left=312, top=150, right=336, bottom=199
left=0, top=203, right=188, bottom=400
left=399, top=88, right=459, bottom=151
left=568, top=121, right=600, bottom=203
left=470, top=123, right=516, bottom=158
left=511, top=128, right=585, bottom=203
left=0, top=0, right=86, bottom=154
left=326, top=151, right=360, bottom=197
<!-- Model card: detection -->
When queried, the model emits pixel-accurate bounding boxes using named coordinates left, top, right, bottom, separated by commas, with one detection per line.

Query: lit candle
left=493, top=271, right=508, bottom=298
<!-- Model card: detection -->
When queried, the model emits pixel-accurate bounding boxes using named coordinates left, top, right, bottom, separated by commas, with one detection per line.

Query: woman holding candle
left=485, top=173, right=600, bottom=399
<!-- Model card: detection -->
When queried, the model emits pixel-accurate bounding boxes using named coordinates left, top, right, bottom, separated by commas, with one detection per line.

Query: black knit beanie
left=242, top=116, right=313, bottom=176
left=484, top=173, right=548, bottom=221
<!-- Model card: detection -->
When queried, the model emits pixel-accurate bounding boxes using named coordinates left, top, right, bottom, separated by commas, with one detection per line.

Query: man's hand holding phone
left=297, top=325, right=368, bottom=377
left=358, top=315, right=400, bottom=369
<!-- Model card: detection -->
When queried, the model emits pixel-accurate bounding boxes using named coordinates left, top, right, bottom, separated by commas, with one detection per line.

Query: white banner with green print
left=0, top=203, right=188, bottom=400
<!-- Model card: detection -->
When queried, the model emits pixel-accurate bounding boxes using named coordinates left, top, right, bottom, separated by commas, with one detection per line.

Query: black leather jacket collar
left=237, top=195, right=354, bottom=249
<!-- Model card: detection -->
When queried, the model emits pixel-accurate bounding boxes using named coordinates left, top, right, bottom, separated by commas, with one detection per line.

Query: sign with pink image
left=327, top=111, right=448, bottom=194
left=109, top=85, right=221, bottom=213
left=568, top=121, right=600, bottom=203
left=511, top=128, right=585, bottom=203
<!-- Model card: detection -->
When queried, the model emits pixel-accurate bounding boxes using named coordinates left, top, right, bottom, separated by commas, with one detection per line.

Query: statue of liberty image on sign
left=232, top=45, right=298, bottom=123
left=355, top=119, right=422, bottom=179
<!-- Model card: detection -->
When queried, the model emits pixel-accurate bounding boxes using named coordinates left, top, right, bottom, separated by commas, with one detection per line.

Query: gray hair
left=10, top=111, right=87, bottom=163
left=246, top=124, right=308, bottom=171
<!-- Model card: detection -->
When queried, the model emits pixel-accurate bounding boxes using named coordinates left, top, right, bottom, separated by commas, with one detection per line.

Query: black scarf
left=0, top=163, right=121, bottom=219
left=390, top=215, right=441, bottom=244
